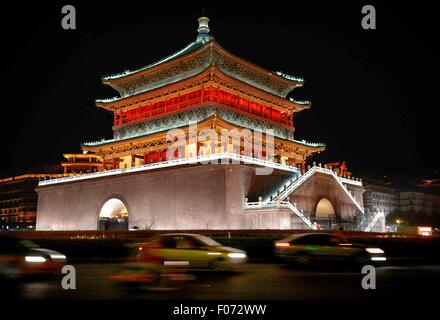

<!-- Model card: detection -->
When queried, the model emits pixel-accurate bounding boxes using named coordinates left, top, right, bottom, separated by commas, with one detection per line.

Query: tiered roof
left=97, top=17, right=306, bottom=104
left=86, top=17, right=324, bottom=153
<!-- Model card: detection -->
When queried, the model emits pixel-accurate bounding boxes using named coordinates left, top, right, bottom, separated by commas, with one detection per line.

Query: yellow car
left=137, top=233, right=247, bottom=271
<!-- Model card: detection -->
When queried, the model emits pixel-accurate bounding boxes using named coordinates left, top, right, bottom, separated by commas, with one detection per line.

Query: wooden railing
left=114, top=88, right=294, bottom=128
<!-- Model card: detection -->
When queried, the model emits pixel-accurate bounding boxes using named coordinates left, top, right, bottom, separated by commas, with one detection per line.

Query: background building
left=0, top=162, right=85, bottom=230
left=361, top=176, right=440, bottom=229
left=362, top=178, right=398, bottom=215
left=0, top=173, right=68, bottom=230
left=398, top=190, right=440, bottom=215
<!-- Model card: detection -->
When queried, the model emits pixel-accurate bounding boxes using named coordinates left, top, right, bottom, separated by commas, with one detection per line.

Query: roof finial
left=197, top=16, right=210, bottom=43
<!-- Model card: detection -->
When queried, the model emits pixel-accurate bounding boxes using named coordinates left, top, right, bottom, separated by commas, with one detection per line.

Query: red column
left=102, top=160, right=106, bottom=171
left=131, top=154, right=136, bottom=167
left=112, top=158, right=117, bottom=169
left=161, top=150, right=167, bottom=161
left=201, top=86, right=205, bottom=103
left=144, top=153, right=147, bottom=165
left=301, top=160, right=305, bottom=172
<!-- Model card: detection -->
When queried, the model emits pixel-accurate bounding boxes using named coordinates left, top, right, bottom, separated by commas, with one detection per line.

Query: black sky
left=0, top=1, right=438, bottom=183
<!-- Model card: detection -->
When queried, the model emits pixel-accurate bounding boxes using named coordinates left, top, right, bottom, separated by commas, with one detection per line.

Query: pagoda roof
left=100, top=17, right=304, bottom=99
left=96, top=64, right=311, bottom=113
left=102, top=39, right=208, bottom=81
left=82, top=111, right=325, bottom=153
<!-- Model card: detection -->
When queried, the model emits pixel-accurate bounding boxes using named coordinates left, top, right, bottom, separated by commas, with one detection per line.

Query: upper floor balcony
left=113, top=87, right=294, bottom=129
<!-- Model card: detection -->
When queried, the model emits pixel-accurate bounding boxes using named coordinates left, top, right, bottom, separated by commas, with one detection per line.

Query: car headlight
left=25, top=256, right=47, bottom=263
left=365, top=248, right=384, bottom=254
left=371, top=257, right=387, bottom=261
left=50, top=254, right=66, bottom=260
left=227, top=253, right=246, bottom=259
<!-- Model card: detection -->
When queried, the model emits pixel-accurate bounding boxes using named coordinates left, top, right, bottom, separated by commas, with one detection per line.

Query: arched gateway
left=315, top=197, right=337, bottom=229
left=98, top=197, right=129, bottom=231
left=316, top=198, right=336, bottom=217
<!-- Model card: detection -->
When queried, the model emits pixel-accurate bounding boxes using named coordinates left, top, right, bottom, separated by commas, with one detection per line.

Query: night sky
left=1, top=1, right=438, bottom=183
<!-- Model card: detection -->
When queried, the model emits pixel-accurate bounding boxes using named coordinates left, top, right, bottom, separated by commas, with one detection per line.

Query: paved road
left=4, top=262, right=440, bottom=300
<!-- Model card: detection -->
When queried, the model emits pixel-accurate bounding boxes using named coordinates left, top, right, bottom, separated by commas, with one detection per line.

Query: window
left=163, top=237, right=177, bottom=249
left=293, top=234, right=337, bottom=245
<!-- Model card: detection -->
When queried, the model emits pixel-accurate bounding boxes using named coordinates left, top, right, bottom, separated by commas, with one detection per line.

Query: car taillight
left=275, top=242, right=290, bottom=248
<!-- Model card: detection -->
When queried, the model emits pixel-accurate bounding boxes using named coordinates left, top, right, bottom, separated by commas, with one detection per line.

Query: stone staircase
left=244, top=200, right=317, bottom=230
left=357, top=211, right=386, bottom=232
left=245, top=165, right=367, bottom=231
left=265, top=165, right=364, bottom=214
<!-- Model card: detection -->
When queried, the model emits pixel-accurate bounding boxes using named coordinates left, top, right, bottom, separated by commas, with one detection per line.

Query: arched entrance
left=315, top=198, right=336, bottom=230
left=98, top=198, right=129, bottom=231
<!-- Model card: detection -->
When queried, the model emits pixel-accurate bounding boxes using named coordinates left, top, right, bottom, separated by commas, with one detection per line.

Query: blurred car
left=0, top=236, right=66, bottom=279
left=275, top=233, right=386, bottom=266
left=109, top=261, right=194, bottom=292
left=137, top=233, right=247, bottom=271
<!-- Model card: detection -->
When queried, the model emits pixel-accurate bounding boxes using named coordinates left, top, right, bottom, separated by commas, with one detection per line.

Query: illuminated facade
left=83, top=17, right=322, bottom=169
left=62, top=154, right=103, bottom=174
left=36, top=18, right=383, bottom=232
left=0, top=173, right=70, bottom=230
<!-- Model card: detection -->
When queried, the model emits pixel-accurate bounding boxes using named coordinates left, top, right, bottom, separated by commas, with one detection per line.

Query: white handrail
left=267, top=167, right=316, bottom=203
left=39, top=152, right=300, bottom=186
left=364, top=212, right=385, bottom=232
left=326, top=168, right=364, bottom=214
left=272, top=166, right=364, bottom=214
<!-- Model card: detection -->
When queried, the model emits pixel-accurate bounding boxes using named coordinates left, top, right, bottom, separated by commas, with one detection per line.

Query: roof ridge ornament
left=197, top=16, right=210, bottom=43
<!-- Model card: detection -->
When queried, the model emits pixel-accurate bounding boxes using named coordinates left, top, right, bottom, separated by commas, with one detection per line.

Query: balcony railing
left=39, top=152, right=300, bottom=186
left=113, top=88, right=294, bottom=129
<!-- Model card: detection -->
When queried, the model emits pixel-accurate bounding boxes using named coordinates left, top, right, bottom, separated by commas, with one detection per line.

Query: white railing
left=38, top=152, right=300, bottom=186
left=262, top=172, right=299, bottom=203
left=244, top=200, right=317, bottom=230
left=325, top=168, right=364, bottom=214
left=363, top=211, right=385, bottom=232
left=269, top=166, right=364, bottom=214
left=266, top=167, right=316, bottom=203
left=339, top=176, right=362, bottom=187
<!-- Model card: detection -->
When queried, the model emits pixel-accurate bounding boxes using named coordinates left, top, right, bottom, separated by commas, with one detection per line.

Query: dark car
left=0, top=236, right=66, bottom=279
left=275, top=233, right=386, bottom=266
